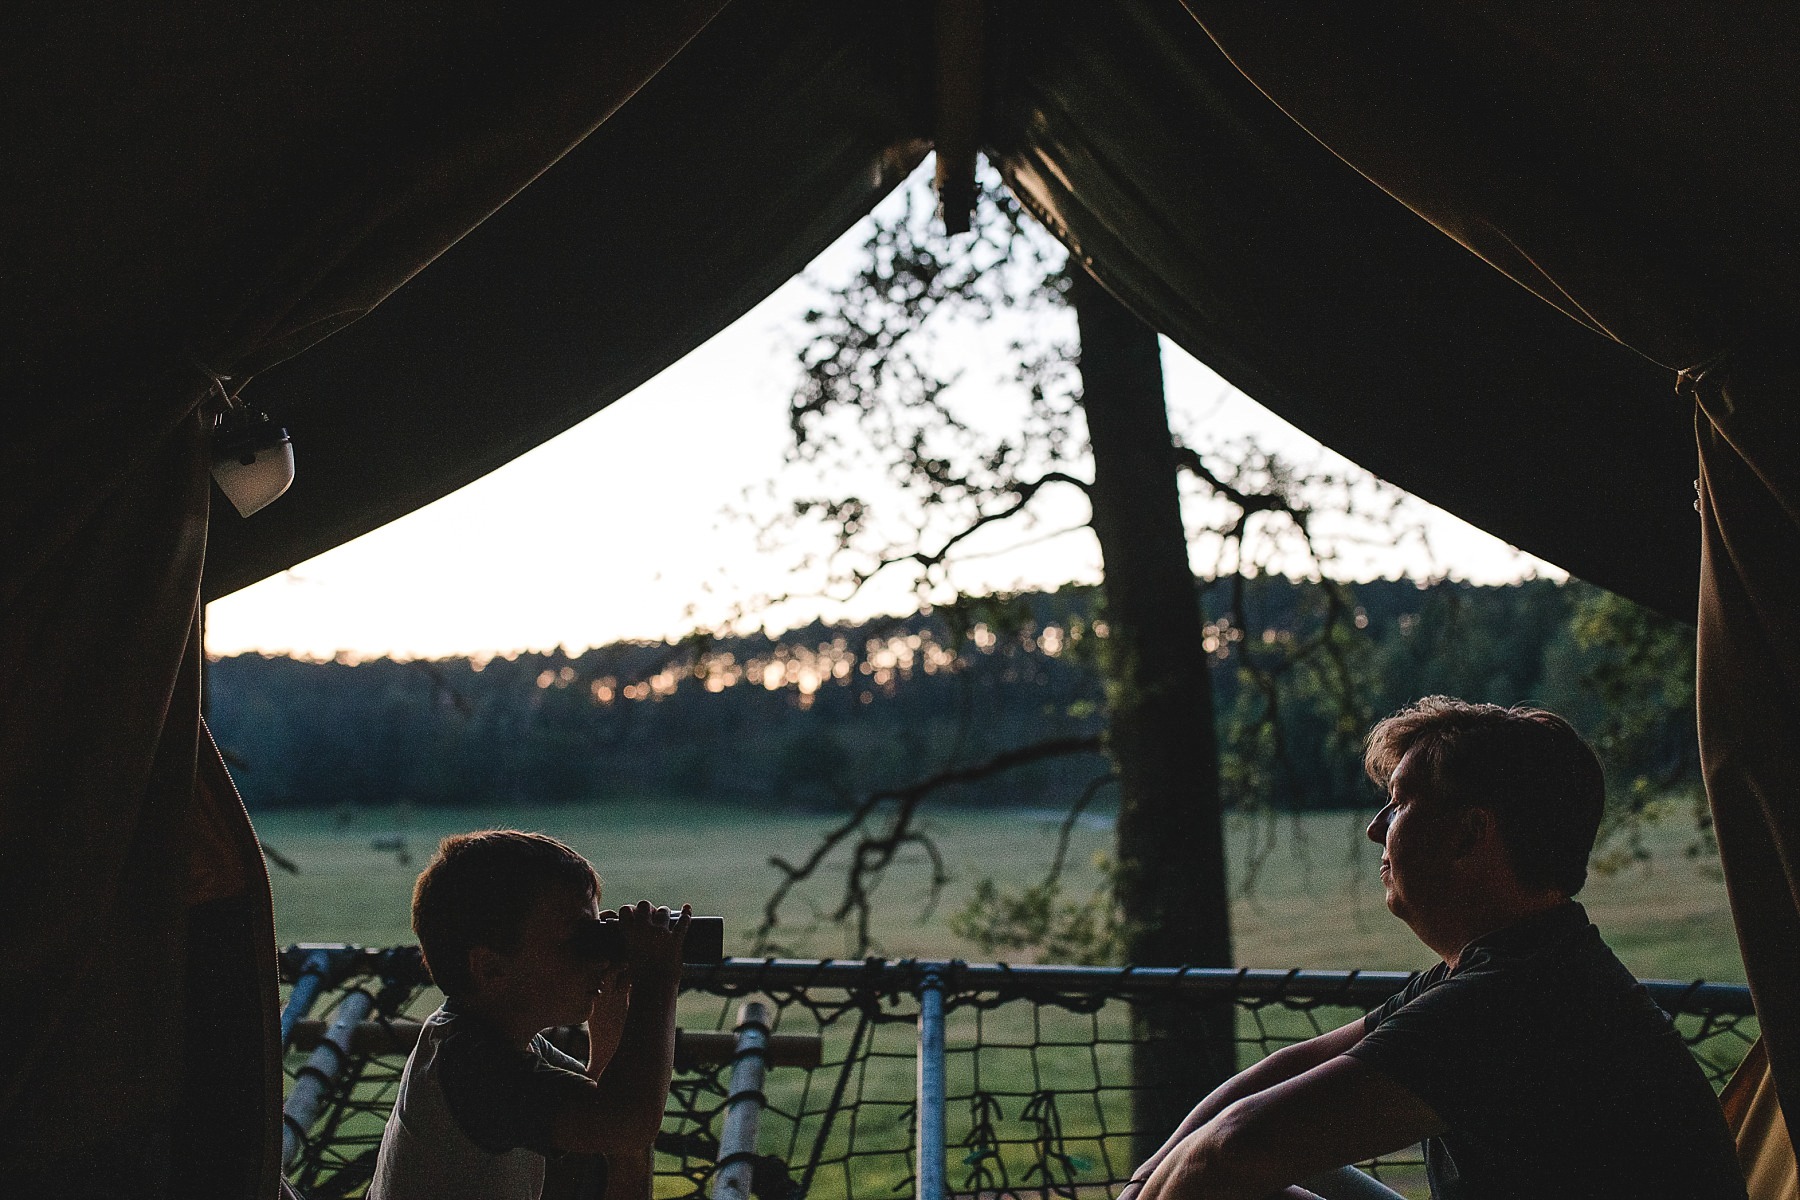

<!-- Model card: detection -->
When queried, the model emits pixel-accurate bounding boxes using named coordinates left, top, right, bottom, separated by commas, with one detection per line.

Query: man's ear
left=1458, top=806, right=1500, bottom=857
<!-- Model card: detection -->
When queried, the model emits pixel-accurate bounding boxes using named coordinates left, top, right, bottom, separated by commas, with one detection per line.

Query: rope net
left=278, top=952, right=1759, bottom=1200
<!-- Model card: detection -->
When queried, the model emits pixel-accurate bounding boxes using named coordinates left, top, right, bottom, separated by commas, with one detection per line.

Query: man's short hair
left=412, top=830, right=600, bottom=996
left=1365, top=696, right=1605, bottom=896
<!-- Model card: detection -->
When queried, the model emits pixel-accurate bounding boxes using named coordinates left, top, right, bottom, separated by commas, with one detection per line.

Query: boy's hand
left=552, top=903, right=691, bottom=1157
left=584, top=963, right=630, bottom=1079
left=613, top=900, right=691, bottom=983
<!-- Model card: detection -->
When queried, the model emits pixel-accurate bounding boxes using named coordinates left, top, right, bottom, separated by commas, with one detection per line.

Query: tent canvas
left=5, top=0, right=1796, bottom=1190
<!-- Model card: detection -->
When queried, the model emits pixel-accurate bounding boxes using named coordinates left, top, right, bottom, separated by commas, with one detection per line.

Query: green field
left=255, top=798, right=1744, bottom=981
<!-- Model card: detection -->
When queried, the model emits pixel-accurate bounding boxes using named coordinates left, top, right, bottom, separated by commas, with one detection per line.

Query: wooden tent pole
left=932, top=0, right=984, bottom=234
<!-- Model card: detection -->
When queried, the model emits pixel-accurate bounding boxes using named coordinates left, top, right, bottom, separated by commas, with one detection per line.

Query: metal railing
left=276, top=951, right=1760, bottom=1200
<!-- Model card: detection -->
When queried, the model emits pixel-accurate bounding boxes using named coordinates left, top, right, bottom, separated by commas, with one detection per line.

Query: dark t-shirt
left=1345, top=903, right=1746, bottom=1200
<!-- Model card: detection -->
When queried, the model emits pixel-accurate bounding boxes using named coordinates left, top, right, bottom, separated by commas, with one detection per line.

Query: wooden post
left=932, top=0, right=984, bottom=234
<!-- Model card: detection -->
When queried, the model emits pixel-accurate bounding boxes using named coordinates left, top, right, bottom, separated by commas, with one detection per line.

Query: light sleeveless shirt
left=368, top=1001, right=592, bottom=1200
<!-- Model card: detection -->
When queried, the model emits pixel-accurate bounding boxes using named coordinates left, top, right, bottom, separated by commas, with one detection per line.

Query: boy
left=369, top=830, right=690, bottom=1200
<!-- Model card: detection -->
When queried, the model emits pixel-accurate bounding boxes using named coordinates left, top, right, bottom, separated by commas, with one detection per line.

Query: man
left=1122, top=696, right=1746, bottom=1200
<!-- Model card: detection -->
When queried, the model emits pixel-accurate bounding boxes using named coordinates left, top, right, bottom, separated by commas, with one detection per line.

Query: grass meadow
left=255, top=798, right=1744, bottom=982
left=265, top=800, right=1745, bottom=1200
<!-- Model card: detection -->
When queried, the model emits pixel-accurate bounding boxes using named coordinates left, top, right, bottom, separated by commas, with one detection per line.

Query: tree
left=1565, top=584, right=1710, bottom=871
left=1070, top=269, right=1236, bottom=1140
left=737, top=165, right=1402, bottom=1151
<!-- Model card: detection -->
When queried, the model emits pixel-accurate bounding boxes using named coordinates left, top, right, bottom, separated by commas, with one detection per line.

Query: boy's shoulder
left=370, top=1002, right=584, bottom=1200
left=369, top=1000, right=595, bottom=1200
left=424, top=1000, right=592, bottom=1155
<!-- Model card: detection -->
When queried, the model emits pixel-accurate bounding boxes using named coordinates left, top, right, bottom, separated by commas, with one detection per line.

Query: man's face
left=1366, top=748, right=1466, bottom=927
left=492, top=885, right=606, bottom=1029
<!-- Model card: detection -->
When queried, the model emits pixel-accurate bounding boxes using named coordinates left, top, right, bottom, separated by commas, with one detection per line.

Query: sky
left=204, top=174, right=1560, bottom=663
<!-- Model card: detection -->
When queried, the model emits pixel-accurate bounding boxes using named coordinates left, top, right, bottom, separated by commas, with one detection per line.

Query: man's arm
left=1138, top=1056, right=1444, bottom=1200
left=551, top=903, right=691, bottom=1156
left=1119, top=1017, right=1368, bottom=1199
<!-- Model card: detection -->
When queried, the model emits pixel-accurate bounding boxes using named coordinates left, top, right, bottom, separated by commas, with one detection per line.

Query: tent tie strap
left=1675, top=345, right=1738, bottom=400
left=1675, top=311, right=1800, bottom=401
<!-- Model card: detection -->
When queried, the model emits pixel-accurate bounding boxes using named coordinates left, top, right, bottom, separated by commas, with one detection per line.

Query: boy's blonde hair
left=412, top=830, right=600, bottom=996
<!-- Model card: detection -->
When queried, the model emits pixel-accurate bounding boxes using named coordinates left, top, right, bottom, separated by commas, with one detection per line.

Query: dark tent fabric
left=1, top=416, right=281, bottom=1192
left=1697, top=353, right=1800, bottom=1156
left=1724, top=1041, right=1800, bottom=1198
left=0, top=420, right=224, bottom=1191
left=8, top=0, right=1799, bottom=1188
left=2, top=3, right=728, bottom=1189
left=202, top=0, right=930, bottom=598
left=1172, top=4, right=1800, bottom=371
left=4, top=0, right=727, bottom=604
left=987, top=1, right=1686, bottom=617
left=1176, top=0, right=1800, bottom=1148
left=192, top=0, right=1703, bottom=621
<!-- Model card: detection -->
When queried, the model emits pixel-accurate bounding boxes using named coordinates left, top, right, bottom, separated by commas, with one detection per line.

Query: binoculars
left=571, top=914, right=724, bottom=964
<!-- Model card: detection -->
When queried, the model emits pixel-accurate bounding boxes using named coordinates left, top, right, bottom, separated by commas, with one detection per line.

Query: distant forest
left=207, top=578, right=1698, bottom=819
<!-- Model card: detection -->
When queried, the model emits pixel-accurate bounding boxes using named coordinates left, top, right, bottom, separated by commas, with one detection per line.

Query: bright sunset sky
left=205, top=174, right=1558, bottom=663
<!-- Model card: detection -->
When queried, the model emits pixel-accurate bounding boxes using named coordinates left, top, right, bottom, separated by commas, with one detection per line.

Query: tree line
left=207, top=575, right=1700, bottom=844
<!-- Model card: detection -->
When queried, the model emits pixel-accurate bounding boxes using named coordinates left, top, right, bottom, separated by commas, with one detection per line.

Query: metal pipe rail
left=915, top=969, right=948, bottom=1200
left=277, top=946, right=1758, bottom=1018
left=711, top=1000, right=772, bottom=1200
left=677, top=958, right=1757, bottom=1017
left=282, top=986, right=376, bottom=1168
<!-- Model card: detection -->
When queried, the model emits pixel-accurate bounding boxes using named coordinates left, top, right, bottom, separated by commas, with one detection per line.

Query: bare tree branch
left=860, top=470, right=1091, bottom=577
left=410, top=660, right=474, bottom=717
left=261, top=840, right=300, bottom=875
left=755, top=732, right=1103, bottom=954
left=1046, top=771, right=1119, bottom=886
left=1172, top=443, right=1312, bottom=543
